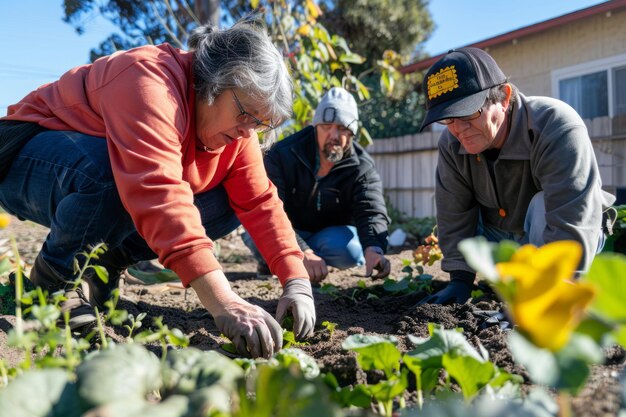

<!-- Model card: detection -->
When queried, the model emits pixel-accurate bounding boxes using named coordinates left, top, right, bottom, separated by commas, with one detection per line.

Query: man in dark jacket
left=244, top=87, right=391, bottom=283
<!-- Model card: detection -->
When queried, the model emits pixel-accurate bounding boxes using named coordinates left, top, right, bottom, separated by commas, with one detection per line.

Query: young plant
left=342, top=334, right=408, bottom=417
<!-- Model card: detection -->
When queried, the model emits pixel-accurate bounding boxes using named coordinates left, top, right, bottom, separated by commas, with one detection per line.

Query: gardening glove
left=213, top=298, right=283, bottom=359
left=417, top=271, right=475, bottom=305
left=303, top=250, right=328, bottom=283
left=191, top=271, right=282, bottom=359
left=364, top=246, right=391, bottom=279
left=276, top=278, right=316, bottom=340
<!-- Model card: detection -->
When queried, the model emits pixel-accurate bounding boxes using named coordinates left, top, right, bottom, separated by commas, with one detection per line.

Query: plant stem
left=94, top=307, right=108, bottom=350
left=415, top=375, right=424, bottom=409
left=10, top=237, right=23, bottom=338
left=557, top=392, right=572, bottom=417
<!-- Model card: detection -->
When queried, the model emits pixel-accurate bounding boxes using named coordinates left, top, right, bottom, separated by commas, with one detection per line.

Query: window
left=559, top=71, right=608, bottom=119
left=615, top=66, right=626, bottom=116
left=552, top=53, right=626, bottom=119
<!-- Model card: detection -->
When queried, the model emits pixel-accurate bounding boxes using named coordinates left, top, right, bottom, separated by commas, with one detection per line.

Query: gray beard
left=323, top=144, right=344, bottom=163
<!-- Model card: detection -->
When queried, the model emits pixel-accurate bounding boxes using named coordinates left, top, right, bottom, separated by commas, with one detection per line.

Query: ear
left=502, top=83, right=513, bottom=111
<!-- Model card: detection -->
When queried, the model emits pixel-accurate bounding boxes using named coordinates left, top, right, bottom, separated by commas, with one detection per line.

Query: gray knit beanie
left=312, top=87, right=359, bottom=135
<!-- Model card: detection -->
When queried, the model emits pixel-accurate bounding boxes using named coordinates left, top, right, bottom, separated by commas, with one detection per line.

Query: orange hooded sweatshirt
left=4, top=44, right=307, bottom=287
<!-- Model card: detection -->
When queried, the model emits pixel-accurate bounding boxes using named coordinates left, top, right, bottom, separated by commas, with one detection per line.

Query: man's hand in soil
left=303, top=249, right=328, bottom=283
left=191, top=270, right=282, bottom=359
left=276, top=278, right=316, bottom=340
left=418, top=271, right=475, bottom=305
left=364, top=246, right=391, bottom=279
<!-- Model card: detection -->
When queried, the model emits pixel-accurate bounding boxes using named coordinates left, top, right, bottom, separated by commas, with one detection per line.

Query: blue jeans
left=477, top=191, right=605, bottom=252
left=0, top=130, right=240, bottom=278
left=243, top=225, right=365, bottom=269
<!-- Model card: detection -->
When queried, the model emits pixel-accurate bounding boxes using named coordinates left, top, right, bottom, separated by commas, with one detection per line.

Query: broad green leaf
left=551, top=334, right=602, bottom=394
left=613, top=325, right=626, bottom=348
left=509, top=330, right=558, bottom=387
left=442, top=354, right=495, bottom=400
left=273, top=348, right=320, bottom=379
left=402, top=354, right=440, bottom=393
left=583, top=253, right=626, bottom=321
left=162, top=348, right=243, bottom=396
left=407, top=325, right=484, bottom=368
left=0, top=369, right=81, bottom=417
left=492, top=240, right=520, bottom=263
left=125, top=267, right=179, bottom=284
left=342, top=334, right=400, bottom=376
left=383, top=277, right=409, bottom=292
left=575, top=316, right=614, bottom=343
left=366, top=371, right=408, bottom=402
left=458, top=237, right=499, bottom=281
left=76, top=344, right=162, bottom=408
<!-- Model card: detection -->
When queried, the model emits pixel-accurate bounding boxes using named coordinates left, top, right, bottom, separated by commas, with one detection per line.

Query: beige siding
left=485, top=9, right=626, bottom=95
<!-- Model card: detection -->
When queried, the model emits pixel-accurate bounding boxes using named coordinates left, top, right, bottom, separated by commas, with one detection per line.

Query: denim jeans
left=243, top=225, right=365, bottom=269
left=477, top=191, right=605, bottom=252
left=0, top=130, right=240, bottom=278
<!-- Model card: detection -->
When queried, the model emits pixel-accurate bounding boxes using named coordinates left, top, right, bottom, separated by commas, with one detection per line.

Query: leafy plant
left=342, top=334, right=407, bottom=416
left=459, top=236, right=626, bottom=415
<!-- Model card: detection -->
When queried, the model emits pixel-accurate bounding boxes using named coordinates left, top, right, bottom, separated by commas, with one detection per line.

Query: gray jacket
left=436, top=93, right=615, bottom=273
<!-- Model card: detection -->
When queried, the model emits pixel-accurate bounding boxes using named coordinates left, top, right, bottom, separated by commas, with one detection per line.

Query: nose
left=235, top=124, right=255, bottom=139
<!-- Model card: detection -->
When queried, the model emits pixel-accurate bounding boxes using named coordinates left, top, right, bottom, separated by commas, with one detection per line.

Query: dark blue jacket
left=264, top=125, right=389, bottom=251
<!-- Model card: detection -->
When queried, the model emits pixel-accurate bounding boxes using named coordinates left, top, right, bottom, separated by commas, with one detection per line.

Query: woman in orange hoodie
left=0, top=19, right=314, bottom=359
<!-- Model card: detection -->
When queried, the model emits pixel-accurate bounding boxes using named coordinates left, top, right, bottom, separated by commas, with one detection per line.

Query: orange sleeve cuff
left=166, top=247, right=222, bottom=288
left=272, top=254, right=309, bottom=286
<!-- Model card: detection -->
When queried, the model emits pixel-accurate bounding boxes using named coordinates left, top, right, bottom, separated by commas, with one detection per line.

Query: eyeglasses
left=231, top=90, right=275, bottom=133
left=436, top=108, right=483, bottom=125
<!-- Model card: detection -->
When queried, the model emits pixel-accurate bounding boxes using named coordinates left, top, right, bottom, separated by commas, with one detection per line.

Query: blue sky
left=0, top=0, right=606, bottom=115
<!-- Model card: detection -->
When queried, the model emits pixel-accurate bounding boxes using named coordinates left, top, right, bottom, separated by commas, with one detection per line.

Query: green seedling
left=321, top=320, right=337, bottom=337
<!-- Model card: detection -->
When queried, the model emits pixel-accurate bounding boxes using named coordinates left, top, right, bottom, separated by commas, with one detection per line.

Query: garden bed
left=0, top=216, right=624, bottom=416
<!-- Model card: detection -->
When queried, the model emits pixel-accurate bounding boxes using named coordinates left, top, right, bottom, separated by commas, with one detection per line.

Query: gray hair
left=188, top=19, right=292, bottom=146
left=485, top=81, right=519, bottom=112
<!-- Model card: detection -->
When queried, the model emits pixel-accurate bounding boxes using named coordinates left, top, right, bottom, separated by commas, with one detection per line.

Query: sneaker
left=60, top=287, right=97, bottom=330
left=28, top=254, right=96, bottom=330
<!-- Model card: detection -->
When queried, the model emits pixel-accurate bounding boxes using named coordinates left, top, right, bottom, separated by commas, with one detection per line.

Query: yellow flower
left=496, top=241, right=595, bottom=351
left=0, top=213, right=11, bottom=229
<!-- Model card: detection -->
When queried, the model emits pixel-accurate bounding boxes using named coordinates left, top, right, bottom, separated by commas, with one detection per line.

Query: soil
left=1, top=216, right=624, bottom=416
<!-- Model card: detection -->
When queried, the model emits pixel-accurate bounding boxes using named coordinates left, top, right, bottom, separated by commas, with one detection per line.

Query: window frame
left=552, top=52, right=626, bottom=118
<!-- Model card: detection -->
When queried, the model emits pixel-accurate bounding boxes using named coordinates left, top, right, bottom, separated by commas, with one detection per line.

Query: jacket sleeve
left=351, top=158, right=390, bottom=251
left=224, top=138, right=308, bottom=285
left=531, top=116, right=611, bottom=271
left=436, top=135, right=479, bottom=274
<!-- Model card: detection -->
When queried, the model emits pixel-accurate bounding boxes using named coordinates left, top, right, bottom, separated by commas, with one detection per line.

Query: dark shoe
left=256, top=262, right=273, bottom=278
left=29, top=254, right=96, bottom=330
left=84, top=248, right=132, bottom=309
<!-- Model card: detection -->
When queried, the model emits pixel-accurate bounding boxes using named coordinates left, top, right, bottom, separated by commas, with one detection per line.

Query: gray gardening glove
left=276, top=278, right=316, bottom=339
left=214, top=304, right=283, bottom=359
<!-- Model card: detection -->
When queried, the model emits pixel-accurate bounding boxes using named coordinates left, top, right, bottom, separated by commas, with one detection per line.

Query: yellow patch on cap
left=427, top=66, right=459, bottom=100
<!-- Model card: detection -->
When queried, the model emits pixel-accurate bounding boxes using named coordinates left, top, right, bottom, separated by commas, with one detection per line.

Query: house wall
left=484, top=8, right=626, bottom=96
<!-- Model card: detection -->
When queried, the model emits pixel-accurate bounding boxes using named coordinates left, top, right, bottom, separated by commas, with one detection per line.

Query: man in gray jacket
left=419, top=47, right=615, bottom=304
